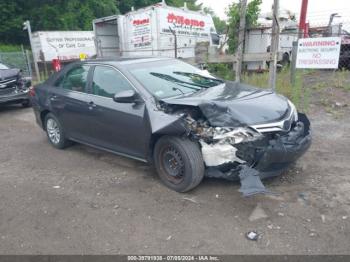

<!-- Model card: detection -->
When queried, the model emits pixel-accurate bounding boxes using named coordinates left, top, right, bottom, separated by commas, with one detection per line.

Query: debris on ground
left=248, top=203, right=269, bottom=222
left=239, top=166, right=270, bottom=197
left=309, top=229, right=317, bottom=237
left=267, top=224, right=281, bottom=230
left=183, top=197, right=199, bottom=204
left=334, top=101, right=348, bottom=108
left=298, top=192, right=310, bottom=205
left=246, top=231, right=259, bottom=241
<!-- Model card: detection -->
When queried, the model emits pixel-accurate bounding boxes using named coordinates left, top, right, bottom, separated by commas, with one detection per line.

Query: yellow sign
left=79, top=53, right=88, bottom=61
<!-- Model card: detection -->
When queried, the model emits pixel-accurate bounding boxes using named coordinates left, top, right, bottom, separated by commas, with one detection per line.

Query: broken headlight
left=288, top=99, right=298, bottom=122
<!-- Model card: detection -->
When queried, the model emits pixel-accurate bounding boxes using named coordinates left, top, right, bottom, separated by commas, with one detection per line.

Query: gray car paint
left=161, top=81, right=290, bottom=126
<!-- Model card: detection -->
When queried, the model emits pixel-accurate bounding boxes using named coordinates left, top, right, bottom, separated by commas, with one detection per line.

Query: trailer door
left=93, top=16, right=120, bottom=57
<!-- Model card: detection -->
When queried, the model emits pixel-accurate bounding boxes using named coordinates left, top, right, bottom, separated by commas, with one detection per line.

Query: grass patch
left=206, top=63, right=235, bottom=80
left=0, top=43, right=23, bottom=52
left=332, top=69, right=350, bottom=91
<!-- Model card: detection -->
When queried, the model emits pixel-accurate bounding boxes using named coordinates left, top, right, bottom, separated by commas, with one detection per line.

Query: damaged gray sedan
left=30, top=57, right=311, bottom=194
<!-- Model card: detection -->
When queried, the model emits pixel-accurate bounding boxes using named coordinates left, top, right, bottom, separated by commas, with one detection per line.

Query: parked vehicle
left=0, top=62, right=31, bottom=107
left=93, top=1, right=219, bottom=59
left=30, top=57, right=311, bottom=194
left=244, top=11, right=299, bottom=71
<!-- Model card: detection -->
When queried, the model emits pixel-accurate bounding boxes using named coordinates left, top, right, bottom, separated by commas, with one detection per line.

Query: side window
left=55, top=65, right=90, bottom=93
left=92, top=66, right=133, bottom=98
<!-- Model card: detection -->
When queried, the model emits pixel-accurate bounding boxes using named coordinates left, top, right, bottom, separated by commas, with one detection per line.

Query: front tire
left=154, top=136, right=205, bottom=192
left=44, top=113, right=70, bottom=149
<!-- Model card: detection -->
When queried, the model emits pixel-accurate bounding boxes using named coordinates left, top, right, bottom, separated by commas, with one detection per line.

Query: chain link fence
left=0, top=50, right=33, bottom=78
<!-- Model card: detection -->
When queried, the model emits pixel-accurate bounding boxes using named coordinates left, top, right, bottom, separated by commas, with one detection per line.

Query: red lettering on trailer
left=167, top=13, right=205, bottom=27
left=133, top=18, right=150, bottom=26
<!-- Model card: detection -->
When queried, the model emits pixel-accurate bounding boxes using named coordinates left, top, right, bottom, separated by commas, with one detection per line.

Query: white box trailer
left=244, top=26, right=298, bottom=71
left=31, top=31, right=96, bottom=62
left=93, top=1, right=219, bottom=58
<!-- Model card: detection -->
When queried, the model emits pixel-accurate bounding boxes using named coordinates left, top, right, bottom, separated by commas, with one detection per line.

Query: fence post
left=290, top=41, right=298, bottom=86
left=23, top=20, right=40, bottom=82
left=25, top=50, right=33, bottom=78
left=268, top=0, right=280, bottom=90
left=169, top=27, right=177, bottom=58
left=235, top=0, right=247, bottom=82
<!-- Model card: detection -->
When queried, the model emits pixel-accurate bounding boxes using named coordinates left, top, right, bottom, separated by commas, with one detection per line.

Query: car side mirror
left=113, top=90, right=138, bottom=103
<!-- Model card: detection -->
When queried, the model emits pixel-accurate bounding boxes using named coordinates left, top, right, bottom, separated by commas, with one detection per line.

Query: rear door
left=84, top=65, right=147, bottom=159
left=49, top=64, right=93, bottom=141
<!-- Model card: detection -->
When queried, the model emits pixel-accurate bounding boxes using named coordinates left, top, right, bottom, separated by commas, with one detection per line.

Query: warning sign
left=296, top=37, right=341, bottom=69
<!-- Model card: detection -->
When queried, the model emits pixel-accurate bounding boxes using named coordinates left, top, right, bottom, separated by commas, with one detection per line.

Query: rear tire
left=44, top=113, right=70, bottom=149
left=154, top=136, right=205, bottom=192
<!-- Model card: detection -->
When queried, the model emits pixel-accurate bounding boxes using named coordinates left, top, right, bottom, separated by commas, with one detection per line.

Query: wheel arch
left=40, top=110, right=51, bottom=130
left=148, top=133, right=164, bottom=163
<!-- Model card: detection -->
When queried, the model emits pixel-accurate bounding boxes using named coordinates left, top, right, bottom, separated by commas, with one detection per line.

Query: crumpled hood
left=0, top=69, right=20, bottom=81
left=161, top=81, right=290, bottom=127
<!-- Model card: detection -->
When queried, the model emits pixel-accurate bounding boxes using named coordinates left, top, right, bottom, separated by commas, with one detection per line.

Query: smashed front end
left=0, top=68, right=31, bottom=104
left=161, top=99, right=312, bottom=196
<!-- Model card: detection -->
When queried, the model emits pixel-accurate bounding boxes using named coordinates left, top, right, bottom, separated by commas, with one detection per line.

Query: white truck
left=244, top=11, right=298, bottom=71
left=93, top=0, right=219, bottom=58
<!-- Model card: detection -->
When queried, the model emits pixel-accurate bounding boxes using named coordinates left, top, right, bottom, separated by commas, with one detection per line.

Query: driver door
left=84, top=65, right=148, bottom=159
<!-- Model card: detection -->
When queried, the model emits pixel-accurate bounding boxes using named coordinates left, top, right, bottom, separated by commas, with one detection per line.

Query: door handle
left=88, top=101, right=97, bottom=110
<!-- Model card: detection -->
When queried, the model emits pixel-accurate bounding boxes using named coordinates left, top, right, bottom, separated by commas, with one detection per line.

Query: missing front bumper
left=204, top=113, right=312, bottom=196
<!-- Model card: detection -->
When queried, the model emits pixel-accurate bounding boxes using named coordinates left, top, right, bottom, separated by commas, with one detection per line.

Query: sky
left=197, top=0, right=350, bottom=26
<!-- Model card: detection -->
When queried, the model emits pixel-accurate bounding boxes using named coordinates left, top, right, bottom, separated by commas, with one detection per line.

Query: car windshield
left=128, top=60, right=224, bottom=99
left=0, top=63, right=9, bottom=70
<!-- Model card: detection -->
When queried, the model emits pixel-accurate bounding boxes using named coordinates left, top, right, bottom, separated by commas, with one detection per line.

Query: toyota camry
left=30, top=57, right=311, bottom=195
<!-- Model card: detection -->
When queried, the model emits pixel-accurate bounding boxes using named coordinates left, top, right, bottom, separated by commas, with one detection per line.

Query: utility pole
left=268, top=0, right=280, bottom=90
left=235, top=0, right=247, bottom=82
left=290, top=0, right=309, bottom=85
left=298, top=0, right=309, bottom=38
left=169, top=26, right=177, bottom=58
left=23, top=20, right=40, bottom=82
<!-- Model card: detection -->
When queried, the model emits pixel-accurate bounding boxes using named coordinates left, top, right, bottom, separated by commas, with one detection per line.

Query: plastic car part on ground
left=238, top=166, right=271, bottom=197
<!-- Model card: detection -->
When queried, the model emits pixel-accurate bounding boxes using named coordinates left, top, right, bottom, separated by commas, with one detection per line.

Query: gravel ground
left=0, top=78, right=349, bottom=254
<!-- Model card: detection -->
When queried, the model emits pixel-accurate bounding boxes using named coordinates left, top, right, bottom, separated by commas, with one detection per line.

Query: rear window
left=55, top=65, right=90, bottom=93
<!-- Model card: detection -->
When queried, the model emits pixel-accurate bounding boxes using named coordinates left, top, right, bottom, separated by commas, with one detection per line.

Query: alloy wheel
left=46, top=118, right=61, bottom=144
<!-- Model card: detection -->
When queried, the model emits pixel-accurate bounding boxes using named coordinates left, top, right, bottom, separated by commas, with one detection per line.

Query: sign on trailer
left=296, top=37, right=341, bottom=69
left=32, top=31, right=96, bottom=62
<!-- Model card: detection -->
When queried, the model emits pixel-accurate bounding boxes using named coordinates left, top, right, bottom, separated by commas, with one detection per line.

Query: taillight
left=29, top=86, right=35, bottom=97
